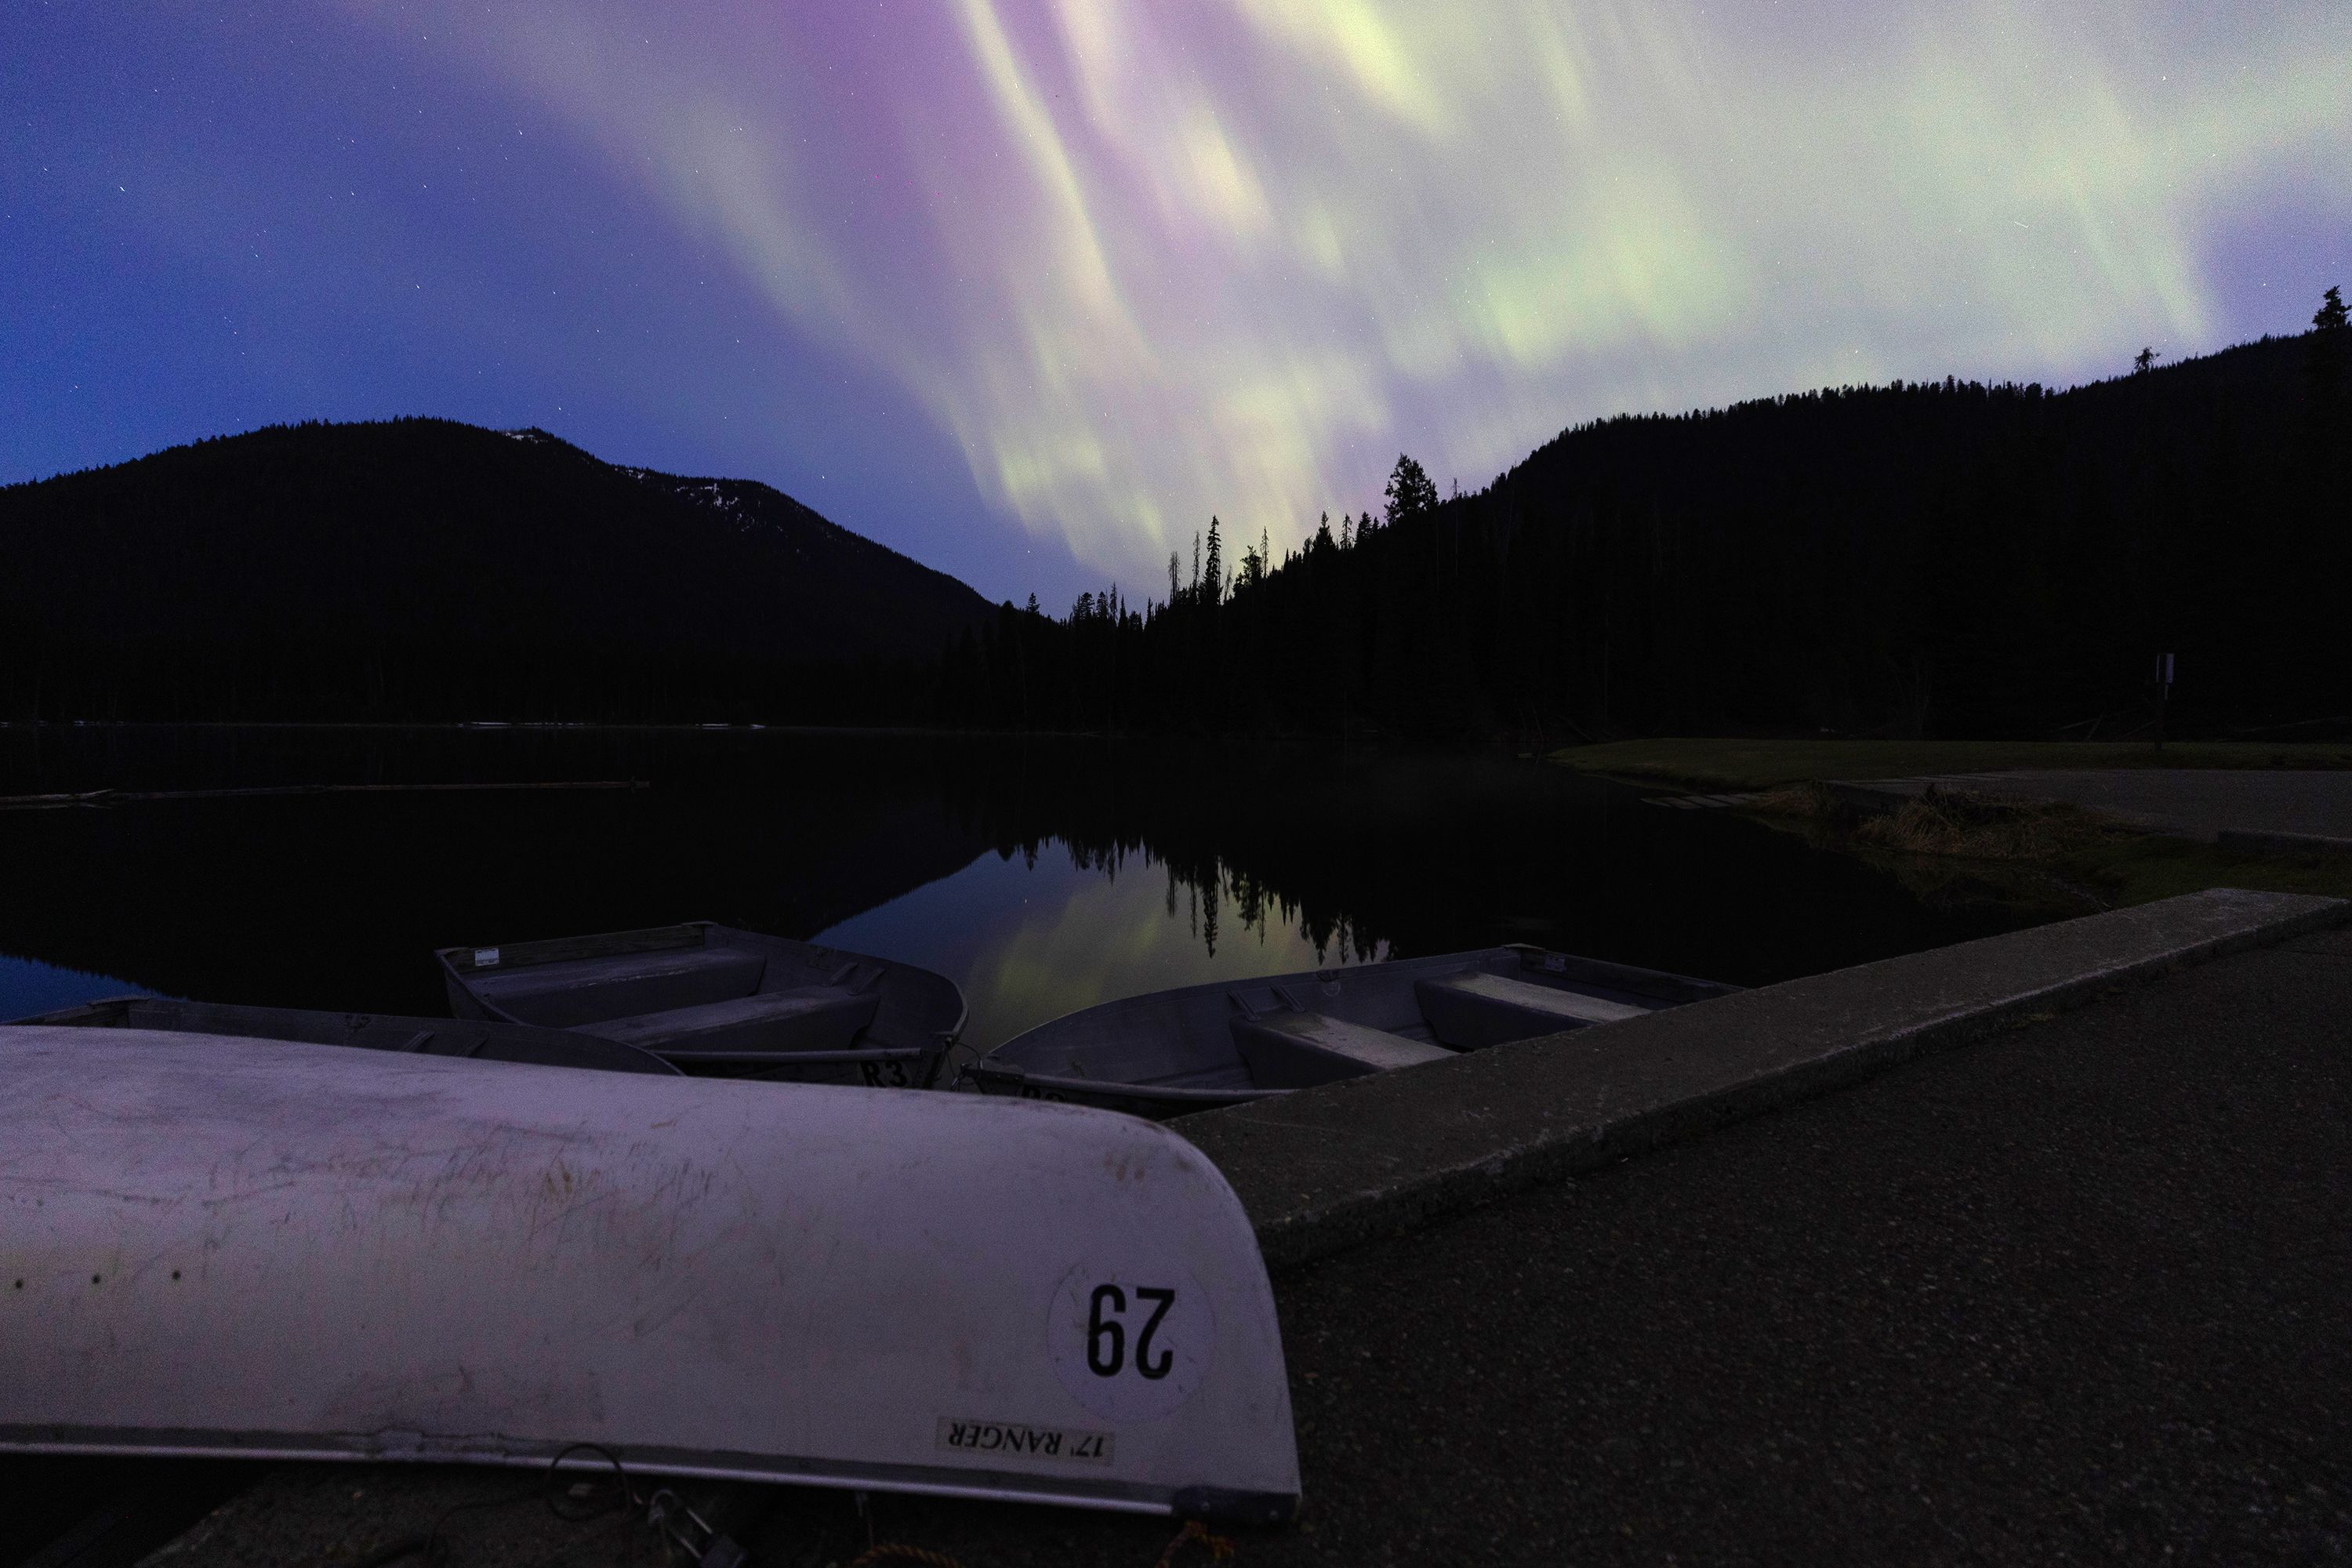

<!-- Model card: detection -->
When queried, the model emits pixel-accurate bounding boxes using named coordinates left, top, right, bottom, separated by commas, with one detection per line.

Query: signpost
left=2155, top=653, right=2175, bottom=752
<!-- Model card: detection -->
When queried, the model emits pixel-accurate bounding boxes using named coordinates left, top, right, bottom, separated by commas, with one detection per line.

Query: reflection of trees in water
left=2, top=728, right=1433, bottom=977
left=1215, top=858, right=1388, bottom=967
left=1021, top=825, right=1388, bottom=967
left=938, top=744, right=1433, bottom=969
left=0, top=728, right=2040, bottom=1011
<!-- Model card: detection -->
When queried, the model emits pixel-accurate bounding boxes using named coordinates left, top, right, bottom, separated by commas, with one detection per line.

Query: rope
left=845, top=1546, right=968, bottom=1568
left=543, top=1442, right=644, bottom=1520
left=1152, top=1519, right=1237, bottom=1567
left=837, top=1516, right=1237, bottom=1568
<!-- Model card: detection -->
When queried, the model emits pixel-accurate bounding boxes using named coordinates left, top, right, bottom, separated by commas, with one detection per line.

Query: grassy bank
left=1552, top=738, right=2352, bottom=793
left=2058, top=833, right=2352, bottom=908
left=1673, top=768, right=2352, bottom=915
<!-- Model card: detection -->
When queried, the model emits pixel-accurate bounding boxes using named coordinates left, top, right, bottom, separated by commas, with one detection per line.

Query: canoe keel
left=0, top=1029, right=1298, bottom=1523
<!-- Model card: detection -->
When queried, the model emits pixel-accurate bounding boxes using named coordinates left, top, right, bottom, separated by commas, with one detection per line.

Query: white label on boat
left=935, top=1417, right=1114, bottom=1466
left=1048, top=1261, right=1214, bottom=1423
left=473, top=947, right=500, bottom=968
left=1544, top=953, right=1566, bottom=973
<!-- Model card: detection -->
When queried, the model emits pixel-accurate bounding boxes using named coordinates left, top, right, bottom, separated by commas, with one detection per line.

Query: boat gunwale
left=5, top=996, right=685, bottom=1076
left=960, top=1060, right=1276, bottom=1110
left=433, top=921, right=714, bottom=979
left=658, top=1043, right=935, bottom=1066
left=0, top=1423, right=1294, bottom=1525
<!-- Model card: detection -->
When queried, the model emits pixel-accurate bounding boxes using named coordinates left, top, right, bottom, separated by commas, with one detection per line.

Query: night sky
left=5, top=3, right=2346, bottom=604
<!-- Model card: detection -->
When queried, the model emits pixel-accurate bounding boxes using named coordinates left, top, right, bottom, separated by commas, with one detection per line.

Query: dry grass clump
left=1855, top=786, right=2127, bottom=861
left=1750, top=782, right=1843, bottom=818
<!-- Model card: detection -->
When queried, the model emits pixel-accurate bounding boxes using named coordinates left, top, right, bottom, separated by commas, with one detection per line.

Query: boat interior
left=999, top=946, right=1712, bottom=1097
left=452, top=925, right=898, bottom=1060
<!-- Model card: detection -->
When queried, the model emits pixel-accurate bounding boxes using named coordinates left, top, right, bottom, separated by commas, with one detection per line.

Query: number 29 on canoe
left=1051, top=1262, right=1214, bottom=1423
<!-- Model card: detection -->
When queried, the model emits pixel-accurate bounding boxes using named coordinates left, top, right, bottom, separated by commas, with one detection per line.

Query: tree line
left=940, top=307, right=2347, bottom=742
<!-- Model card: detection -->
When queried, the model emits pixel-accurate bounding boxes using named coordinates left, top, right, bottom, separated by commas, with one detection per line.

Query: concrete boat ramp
left=44, top=890, right=2352, bottom=1565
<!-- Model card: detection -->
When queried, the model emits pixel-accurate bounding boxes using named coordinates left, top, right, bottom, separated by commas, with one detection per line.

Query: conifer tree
left=2310, top=285, right=2348, bottom=440
left=1383, top=454, right=1438, bottom=528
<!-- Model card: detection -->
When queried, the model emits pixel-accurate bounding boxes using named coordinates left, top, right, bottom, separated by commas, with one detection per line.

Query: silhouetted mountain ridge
left=0, top=418, right=993, bottom=721
left=9, top=323, right=2343, bottom=735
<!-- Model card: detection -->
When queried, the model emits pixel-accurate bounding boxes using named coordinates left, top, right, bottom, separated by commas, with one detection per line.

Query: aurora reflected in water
left=818, top=841, right=1390, bottom=1052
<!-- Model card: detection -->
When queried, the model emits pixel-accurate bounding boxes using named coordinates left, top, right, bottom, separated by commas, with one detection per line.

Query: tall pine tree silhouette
left=1383, top=455, right=1438, bottom=528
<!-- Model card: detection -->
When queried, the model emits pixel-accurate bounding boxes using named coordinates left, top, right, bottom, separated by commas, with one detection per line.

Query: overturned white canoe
left=0, top=1028, right=1297, bottom=1523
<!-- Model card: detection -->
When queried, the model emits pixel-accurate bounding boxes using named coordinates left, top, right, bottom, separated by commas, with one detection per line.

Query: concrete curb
left=1178, top=888, right=2350, bottom=1271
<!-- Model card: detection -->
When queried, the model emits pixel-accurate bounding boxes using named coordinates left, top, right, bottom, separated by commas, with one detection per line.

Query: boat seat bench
left=1230, top=1009, right=1452, bottom=1090
left=580, top=986, right=882, bottom=1058
left=470, top=947, right=769, bottom=1027
left=1414, top=970, right=1648, bottom=1050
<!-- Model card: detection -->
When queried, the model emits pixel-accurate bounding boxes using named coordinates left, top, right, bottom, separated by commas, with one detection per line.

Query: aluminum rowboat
left=10, top=996, right=680, bottom=1076
left=965, top=943, right=1737, bottom=1119
left=437, top=921, right=965, bottom=1087
left=0, top=1027, right=1297, bottom=1523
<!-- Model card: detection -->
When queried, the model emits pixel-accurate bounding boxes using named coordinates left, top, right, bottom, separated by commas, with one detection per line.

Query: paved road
left=1846, top=768, right=2352, bottom=844
left=156, top=927, right=2352, bottom=1566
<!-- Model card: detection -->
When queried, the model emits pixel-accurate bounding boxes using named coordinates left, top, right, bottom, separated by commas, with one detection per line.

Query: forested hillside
left=7, top=311, right=2343, bottom=737
left=943, top=316, right=2348, bottom=741
left=0, top=419, right=992, bottom=722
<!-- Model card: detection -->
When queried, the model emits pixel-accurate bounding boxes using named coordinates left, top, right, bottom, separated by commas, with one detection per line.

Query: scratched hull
left=0, top=1028, right=1297, bottom=1523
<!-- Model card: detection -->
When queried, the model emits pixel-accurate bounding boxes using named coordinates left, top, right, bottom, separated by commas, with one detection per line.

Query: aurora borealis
left=5, top=3, right=2347, bottom=601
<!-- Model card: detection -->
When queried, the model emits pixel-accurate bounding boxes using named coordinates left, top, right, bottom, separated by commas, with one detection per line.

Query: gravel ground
left=834, top=930, right=2352, bottom=1566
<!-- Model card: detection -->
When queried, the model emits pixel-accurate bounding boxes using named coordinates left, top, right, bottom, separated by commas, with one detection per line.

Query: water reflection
left=818, top=844, right=1390, bottom=1051
left=0, top=726, right=2049, bottom=1036
left=0, top=953, right=154, bottom=1019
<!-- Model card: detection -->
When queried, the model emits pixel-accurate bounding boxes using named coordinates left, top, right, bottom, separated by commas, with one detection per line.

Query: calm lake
left=0, top=724, right=2049, bottom=1048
